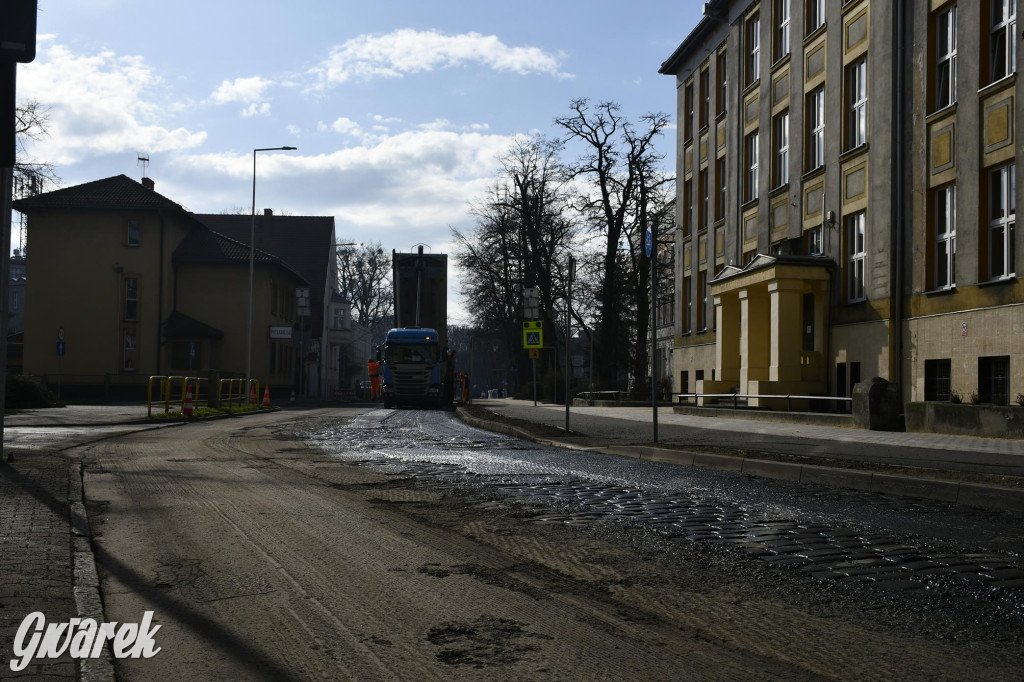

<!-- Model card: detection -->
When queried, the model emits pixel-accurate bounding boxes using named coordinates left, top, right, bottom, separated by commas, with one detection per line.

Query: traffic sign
left=57, top=327, right=65, bottom=341
left=645, top=226, right=654, bottom=258
left=56, top=341, right=65, bottom=357
left=522, top=320, right=543, bottom=349
left=529, top=349, right=540, bottom=359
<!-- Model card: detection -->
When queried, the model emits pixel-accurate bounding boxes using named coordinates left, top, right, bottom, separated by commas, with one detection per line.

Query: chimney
left=264, top=208, right=273, bottom=216
left=141, top=177, right=155, bottom=191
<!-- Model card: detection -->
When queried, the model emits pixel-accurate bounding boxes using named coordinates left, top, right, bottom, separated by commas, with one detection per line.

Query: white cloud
left=209, top=75, right=273, bottom=105
left=17, top=43, right=206, bottom=165
left=309, top=29, right=572, bottom=88
left=328, top=117, right=362, bottom=136
left=241, top=102, right=271, bottom=117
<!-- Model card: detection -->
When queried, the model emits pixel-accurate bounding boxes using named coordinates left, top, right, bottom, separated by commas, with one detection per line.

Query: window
left=683, top=178, right=693, bottom=237
left=699, top=168, right=709, bottom=230
left=934, top=184, right=957, bottom=289
left=697, top=271, right=708, bottom=331
left=808, top=88, right=825, bottom=170
left=990, top=0, right=1017, bottom=82
left=685, top=82, right=695, bottom=140
left=988, top=163, right=1016, bottom=280
left=126, top=220, right=140, bottom=246
left=924, top=359, right=952, bottom=401
left=124, top=277, right=138, bottom=321
left=935, top=5, right=957, bottom=109
left=806, top=225, right=823, bottom=255
left=716, top=51, right=727, bottom=114
left=700, top=67, right=710, bottom=129
left=123, top=327, right=137, bottom=371
left=806, top=0, right=825, bottom=35
left=682, top=275, right=692, bottom=333
left=847, top=58, right=867, bottom=149
left=846, top=212, right=866, bottom=301
left=773, top=111, right=789, bottom=187
left=746, top=131, right=759, bottom=202
left=979, top=356, right=1010, bottom=404
left=715, top=157, right=727, bottom=221
left=776, top=0, right=791, bottom=61
left=747, top=14, right=761, bottom=85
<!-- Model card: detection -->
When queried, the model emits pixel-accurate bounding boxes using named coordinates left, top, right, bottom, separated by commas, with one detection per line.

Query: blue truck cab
left=379, top=327, right=445, bottom=407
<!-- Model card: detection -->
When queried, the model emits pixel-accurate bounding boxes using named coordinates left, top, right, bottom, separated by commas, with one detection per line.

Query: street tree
left=555, top=99, right=672, bottom=395
left=336, top=241, right=393, bottom=345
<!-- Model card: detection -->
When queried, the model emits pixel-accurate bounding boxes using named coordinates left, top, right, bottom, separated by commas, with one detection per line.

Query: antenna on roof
left=137, top=153, right=150, bottom=179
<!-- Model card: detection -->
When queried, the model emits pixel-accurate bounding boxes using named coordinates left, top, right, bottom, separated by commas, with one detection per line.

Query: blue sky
left=16, top=0, right=703, bottom=322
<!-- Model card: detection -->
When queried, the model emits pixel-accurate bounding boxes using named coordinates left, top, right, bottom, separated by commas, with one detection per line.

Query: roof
left=659, top=0, right=729, bottom=75
left=162, top=312, right=224, bottom=339
left=195, top=213, right=336, bottom=331
left=172, top=229, right=308, bottom=284
left=12, top=174, right=189, bottom=213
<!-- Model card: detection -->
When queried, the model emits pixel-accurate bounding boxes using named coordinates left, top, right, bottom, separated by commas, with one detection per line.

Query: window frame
left=122, top=327, right=137, bottom=372
left=126, top=220, right=141, bottom=247
left=123, top=276, right=139, bottom=322
left=847, top=58, right=868, bottom=150
left=747, top=14, right=761, bottom=85
left=775, top=0, right=791, bottom=61
left=806, top=0, right=825, bottom=35
left=988, top=163, right=1016, bottom=280
left=715, top=156, right=727, bottom=222
left=808, top=88, right=825, bottom=170
left=773, top=110, right=790, bottom=187
left=746, top=131, right=760, bottom=202
left=989, top=0, right=1017, bottom=83
left=935, top=4, right=957, bottom=110
left=934, top=184, right=957, bottom=289
left=846, top=211, right=867, bottom=302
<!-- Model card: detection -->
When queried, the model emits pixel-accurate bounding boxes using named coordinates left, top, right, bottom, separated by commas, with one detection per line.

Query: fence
left=675, top=392, right=853, bottom=413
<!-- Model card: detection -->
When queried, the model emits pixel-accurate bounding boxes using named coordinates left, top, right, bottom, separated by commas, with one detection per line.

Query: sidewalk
left=458, top=398, right=1024, bottom=512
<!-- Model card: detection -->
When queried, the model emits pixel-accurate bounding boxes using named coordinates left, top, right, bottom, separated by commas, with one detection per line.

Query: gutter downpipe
left=157, top=211, right=165, bottom=375
left=892, top=0, right=906, bottom=408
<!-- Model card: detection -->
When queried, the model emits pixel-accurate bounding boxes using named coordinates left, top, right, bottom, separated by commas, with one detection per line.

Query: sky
left=14, top=0, right=703, bottom=324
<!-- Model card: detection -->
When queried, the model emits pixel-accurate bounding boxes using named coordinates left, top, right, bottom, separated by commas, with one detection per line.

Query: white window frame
left=990, top=0, right=1017, bottom=82
left=934, top=184, right=957, bottom=289
left=848, top=59, right=867, bottom=149
left=748, top=15, right=761, bottom=84
left=807, top=0, right=825, bottom=35
left=809, top=88, right=825, bottom=170
left=774, top=111, right=789, bottom=187
left=935, top=5, right=957, bottom=109
left=124, top=276, right=138, bottom=322
left=807, top=225, right=823, bottom=256
left=847, top=212, right=867, bottom=302
left=776, top=0, right=791, bottom=60
left=126, top=220, right=140, bottom=247
left=989, top=163, right=1016, bottom=280
left=746, top=131, right=760, bottom=201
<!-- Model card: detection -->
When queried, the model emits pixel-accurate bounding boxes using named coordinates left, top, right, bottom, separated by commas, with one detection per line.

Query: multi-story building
left=661, top=0, right=1021, bottom=408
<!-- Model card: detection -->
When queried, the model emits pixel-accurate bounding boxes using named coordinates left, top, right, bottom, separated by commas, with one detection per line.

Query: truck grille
left=392, top=366, right=431, bottom=396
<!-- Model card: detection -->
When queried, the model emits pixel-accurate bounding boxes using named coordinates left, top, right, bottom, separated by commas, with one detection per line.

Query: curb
left=455, top=408, right=1024, bottom=512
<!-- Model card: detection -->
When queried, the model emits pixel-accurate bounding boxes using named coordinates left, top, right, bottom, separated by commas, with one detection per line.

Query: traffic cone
left=289, top=391, right=296, bottom=405
left=262, top=385, right=271, bottom=408
left=249, top=383, right=257, bottom=405
left=182, top=383, right=194, bottom=417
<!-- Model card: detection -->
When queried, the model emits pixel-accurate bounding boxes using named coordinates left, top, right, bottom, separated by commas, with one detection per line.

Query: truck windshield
left=386, top=343, right=440, bottom=365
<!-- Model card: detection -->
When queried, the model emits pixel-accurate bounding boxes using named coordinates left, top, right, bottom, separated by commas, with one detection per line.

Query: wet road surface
left=300, top=408, right=1024, bottom=613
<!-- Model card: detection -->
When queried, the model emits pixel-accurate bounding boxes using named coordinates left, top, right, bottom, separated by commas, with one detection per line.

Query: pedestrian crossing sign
left=523, top=320, right=543, bottom=349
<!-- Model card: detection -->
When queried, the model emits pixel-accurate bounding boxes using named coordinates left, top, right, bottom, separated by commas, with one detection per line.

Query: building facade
left=12, top=175, right=355, bottom=399
left=661, top=0, right=1021, bottom=407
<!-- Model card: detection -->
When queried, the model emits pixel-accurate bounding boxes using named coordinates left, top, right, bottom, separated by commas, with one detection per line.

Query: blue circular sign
left=644, top=227, right=653, bottom=258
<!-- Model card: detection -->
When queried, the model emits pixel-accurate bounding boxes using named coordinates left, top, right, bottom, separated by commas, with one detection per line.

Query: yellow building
left=12, top=174, right=349, bottom=399
left=661, top=0, right=1021, bottom=411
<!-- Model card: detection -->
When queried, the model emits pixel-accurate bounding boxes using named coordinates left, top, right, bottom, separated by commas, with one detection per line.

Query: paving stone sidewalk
left=0, top=449, right=78, bottom=679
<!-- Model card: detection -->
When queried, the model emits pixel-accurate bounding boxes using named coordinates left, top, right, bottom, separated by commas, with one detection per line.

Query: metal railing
left=675, top=392, right=853, bottom=413
left=148, top=376, right=262, bottom=416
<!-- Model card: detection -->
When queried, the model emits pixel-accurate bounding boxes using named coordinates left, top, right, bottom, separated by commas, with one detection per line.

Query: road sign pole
left=532, top=357, right=537, bottom=407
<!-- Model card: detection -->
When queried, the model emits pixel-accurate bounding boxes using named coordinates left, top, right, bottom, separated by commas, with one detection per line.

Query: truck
left=378, top=246, right=453, bottom=408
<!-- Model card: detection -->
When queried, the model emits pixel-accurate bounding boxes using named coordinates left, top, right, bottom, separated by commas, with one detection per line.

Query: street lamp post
left=246, top=146, right=297, bottom=400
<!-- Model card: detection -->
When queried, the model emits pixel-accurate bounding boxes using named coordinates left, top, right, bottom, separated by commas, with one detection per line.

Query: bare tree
left=14, top=99, right=59, bottom=198
left=555, top=99, right=672, bottom=394
left=336, top=241, right=393, bottom=342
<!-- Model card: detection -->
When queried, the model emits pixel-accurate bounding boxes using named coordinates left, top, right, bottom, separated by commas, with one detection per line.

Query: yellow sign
left=522, top=320, right=543, bottom=349
left=529, top=349, right=540, bottom=359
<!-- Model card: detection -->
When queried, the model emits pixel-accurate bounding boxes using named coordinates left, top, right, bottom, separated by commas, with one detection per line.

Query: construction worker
left=367, top=357, right=380, bottom=401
